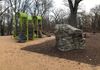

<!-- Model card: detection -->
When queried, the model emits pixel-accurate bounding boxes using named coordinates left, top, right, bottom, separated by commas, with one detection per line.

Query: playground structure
left=13, top=12, right=43, bottom=42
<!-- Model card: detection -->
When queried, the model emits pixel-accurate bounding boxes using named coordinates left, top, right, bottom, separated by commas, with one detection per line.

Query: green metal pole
left=13, top=15, right=16, bottom=37
left=32, top=20, right=34, bottom=40
left=20, top=17, right=22, bottom=33
left=26, top=19, right=28, bottom=41
left=36, top=18, right=38, bottom=38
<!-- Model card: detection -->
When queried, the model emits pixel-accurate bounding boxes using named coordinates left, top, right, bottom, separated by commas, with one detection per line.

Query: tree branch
left=68, top=0, right=74, bottom=13
left=0, top=7, right=9, bottom=16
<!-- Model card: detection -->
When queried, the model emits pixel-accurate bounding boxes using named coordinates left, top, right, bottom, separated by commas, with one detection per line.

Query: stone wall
left=55, top=24, right=86, bottom=51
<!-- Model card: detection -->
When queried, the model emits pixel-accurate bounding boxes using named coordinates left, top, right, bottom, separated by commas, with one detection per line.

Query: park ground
left=0, top=33, right=100, bottom=70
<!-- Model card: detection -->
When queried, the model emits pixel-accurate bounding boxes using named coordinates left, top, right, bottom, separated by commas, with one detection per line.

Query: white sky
left=1, top=0, right=100, bottom=13
left=53, top=0, right=66, bottom=9
left=54, top=0, right=100, bottom=12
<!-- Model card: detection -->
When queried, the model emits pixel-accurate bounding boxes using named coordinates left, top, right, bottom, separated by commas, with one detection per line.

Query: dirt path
left=0, top=34, right=100, bottom=70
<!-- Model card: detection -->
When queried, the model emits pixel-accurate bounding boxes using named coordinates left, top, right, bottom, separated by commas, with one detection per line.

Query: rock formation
left=55, top=24, right=86, bottom=51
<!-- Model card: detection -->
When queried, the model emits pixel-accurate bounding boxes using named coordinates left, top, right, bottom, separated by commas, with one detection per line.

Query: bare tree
left=80, top=12, right=92, bottom=32
left=64, top=0, right=83, bottom=27
left=51, top=9, right=67, bottom=24
left=5, top=0, right=33, bottom=35
left=29, top=0, right=53, bottom=16
left=0, top=1, right=10, bottom=35
left=90, top=5, right=100, bottom=32
left=0, top=0, right=53, bottom=35
left=6, top=0, right=33, bottom=13
left=0, top=7, right=9, bottom=16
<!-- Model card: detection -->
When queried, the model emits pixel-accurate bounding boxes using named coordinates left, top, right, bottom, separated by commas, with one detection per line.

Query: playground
left=0, top=33, right=100, bottom=70
left=1, top=0, right=100, bottom=70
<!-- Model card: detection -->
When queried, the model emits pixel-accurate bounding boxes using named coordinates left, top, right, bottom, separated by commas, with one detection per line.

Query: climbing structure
left=13, top=12, right=43, bottom=42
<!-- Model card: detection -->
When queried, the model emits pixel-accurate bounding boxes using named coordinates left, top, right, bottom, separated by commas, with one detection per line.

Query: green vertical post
left=20, top=17, right=22, bottom=33
left=32, top=20, right=34, bottom=40
left=36, top=17, right=38, bottom=38
left=13, top=15, right=16, bottom=37
left=26, top=18, right=28, bottom=41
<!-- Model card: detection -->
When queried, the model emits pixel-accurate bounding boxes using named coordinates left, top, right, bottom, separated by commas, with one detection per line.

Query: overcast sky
left=54, top=0, right=100, bottom=12
left=1, top=0, right=100, bottom=13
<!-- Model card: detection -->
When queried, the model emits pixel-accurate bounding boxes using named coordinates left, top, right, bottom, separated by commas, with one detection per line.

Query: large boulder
left=55, top=24, right=86, bottom=51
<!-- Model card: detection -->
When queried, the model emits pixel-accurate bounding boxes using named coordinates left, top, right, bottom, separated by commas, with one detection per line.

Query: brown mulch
left=0, top=33, right=100, bottom=70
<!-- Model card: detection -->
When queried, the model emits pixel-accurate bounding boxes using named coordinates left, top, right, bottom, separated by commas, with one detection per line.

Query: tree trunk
left=68, top=0, right=82, bottom=27
left=1, top=24, right=5, bottom=36
left=68, top=13, right=77, bottom=27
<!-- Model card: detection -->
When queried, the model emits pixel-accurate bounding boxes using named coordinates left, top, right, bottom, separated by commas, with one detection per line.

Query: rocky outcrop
left=55, top=24, right=86, bottom=51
